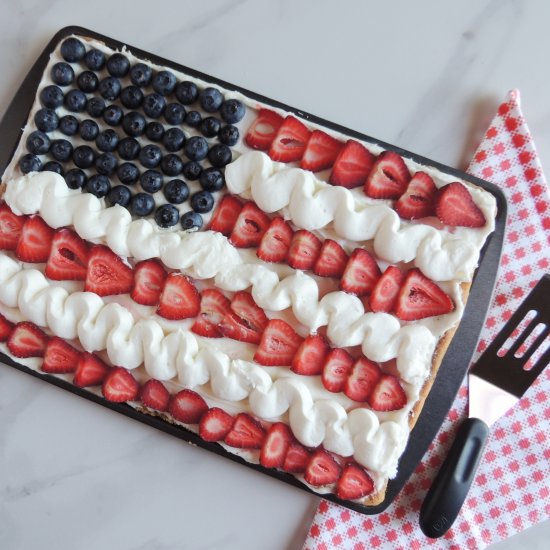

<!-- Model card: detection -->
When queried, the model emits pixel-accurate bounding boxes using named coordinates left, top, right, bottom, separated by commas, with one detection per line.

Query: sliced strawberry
left=73, top=352, right=111, bottom=387
left=192, top=289, right=231, bottom=338
left=322, top=348, right=354, bottom=393
left=260, top=422, right=293, bottom=468
left=131, top=259, right=167, bottom=306
left=102, top=367, right=139, bottom=402
left=268, top=116, right=311, bottom=163
left=257, top=217, right=293, bottom=263
left=15, top=216, right=54, bottom=263
left=291, top=334, right=329, bottom=376
left=313, top=239, right=348, bottom=278
left=229, top=202, right=271, bottom=248
left=169, top=389, right=208, bottom=423
left=199, top=407, right=234, bottom=442
left=209, top=195, right=242, bottom=236
left=0, top=314, right=14, bottom=342
left=329, top=140, right=374, bottom=188
left=219, top=312, right=262, bottom=344
left=300, top=130, right=344, bottom=172
left=287, top=230, right=322, bottom=271
left=343, top=358, right=382, bottom=402
left=339, top=248, right=381, bottom=296
left=304, top=449, right=341, bottom=486
left=7, top=322, right=48, bottom=358
left=395, top=268, right=454, bottom=321
left=395, top=171, right=437, bottom=220
left=435, top=181, right=486, bottom=227
left=364, top=151, right=411, bottom=199
left=157, top=273, right=201, bottom=320
left=45, top=229, right=89, bottom=281
left=254, top=319, right=303, bottom=366
left=41, top=337, right=81, bottom=374
left=245, top=109, right=284, bottom=150
left=368, top=374, right=407, bottom=411
left=224, top=412, right=265, bottom=449
left=283, top=441, right=311, bottom=473
left=336, top=463, right=375, bottom=500
left=0, top=203, right=24, bottom=250
left=140, top=379, right=170, bottom=411
left=230, top=291, right=269, bottom=333
left=85, top=245, right=134, bottom=296
left=369, top=266, right=406, bottom=313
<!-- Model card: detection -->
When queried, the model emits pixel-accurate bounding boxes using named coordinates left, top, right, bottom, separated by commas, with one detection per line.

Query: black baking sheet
left=0, top=25, right=507, bottom=514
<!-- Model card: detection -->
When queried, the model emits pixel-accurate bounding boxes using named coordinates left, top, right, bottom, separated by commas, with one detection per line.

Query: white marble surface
left=0, top=0, right=549, bottom=549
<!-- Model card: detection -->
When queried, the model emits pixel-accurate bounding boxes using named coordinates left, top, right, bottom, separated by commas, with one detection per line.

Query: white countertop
left=0, top=1, right=549, bottom=549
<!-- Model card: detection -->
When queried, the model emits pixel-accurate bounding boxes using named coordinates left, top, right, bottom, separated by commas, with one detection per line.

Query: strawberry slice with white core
left=102, top=367, right=139, bottom=402
left=336, top=463, right=375, bottom=500
left=300, top=130, right=344, bottom=172
left=224, top=412, right=266, bottom=449
left=435, top=181, right=486, bottom=227
left=343, top=357, right=382, bottom=402
left=368, top=374, right=407, bottom=411
left=254, top=319, right=303, bottom=366
left=283, top=441, right=311, bottom=473
left=395, top=171, right=437, bottom=220
left=157, top=273, right=201, bottom=320
left=364, top=151, right=411, bottom=199
left=245, top=109, right=284, bottom=151
left=395, top=268, right=454, bottom=321
left=15, top=216, right=54, bottom=263
left=42, top=337, right=81, bottom=374
left=199, top=407, right=234, bottom=442
left=192, top=289, right=231, bottom=338
left=7, top=322, right=49, bottom=358
left=322, top=348, right=354, bottom=393
left=0, top=314, right=14, bottom=342
left=0, top=203, right=24, bottom=250
left=219, top=312, right=262, bottom=344
left=209, top=195, right=242, bottom=236
left=257, top=217, right=294, bottom=263
left=291, top=334, right=330, bottom=375
left=304, top=449, right=341, bottom=486
left=329, top=140, right=374, bottom=188
left=339, top=248, right=381, bottom=296
left=140, top=379, right=170, bottom=411
left=260, top=422, right=293, bottom=468
left=169, top=389, right=208, bottom=423
left=229, top=202, right=271, bottom=248
left=73, top=352, right=111, bottom=387
left=268, top=115, right=311, bottom=163
left=230, top=291, right=268, bottom=333
left=287, top=230, right=322, bottom=271
left=131, top=259, right=167, bottom=306
left=313, top=239, right=348, bottom=278
left=45, top=229, right=89, bottom=281
left=369, top=266, right=406, bottom=313
left=85, top=245, right=134, bottom=296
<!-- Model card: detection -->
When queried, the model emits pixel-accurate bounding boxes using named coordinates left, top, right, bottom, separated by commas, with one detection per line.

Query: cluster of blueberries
left=19, top=37, right=246, bottom=230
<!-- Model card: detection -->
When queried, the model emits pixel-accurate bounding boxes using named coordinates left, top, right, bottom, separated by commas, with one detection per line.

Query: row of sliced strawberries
left=245, top=110, right=486, bottom=227
left=0, top=315, right=374, bottom=500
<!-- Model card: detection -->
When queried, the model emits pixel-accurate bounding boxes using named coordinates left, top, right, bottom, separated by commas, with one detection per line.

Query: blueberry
left=160, top=154, right=183, bottom=177
left=163, top=179, right=189, bottom=204
left=190, top=190, right=214, bottom=213
left=77, top=71, right=99, bottom=93
left=42, top=161, right=64, bottom=175
left=139, top=144, right=162, bottom=168
left=122, top=111, right=146, bottom=137
left=86, top=175, right=111, bottom=198
left=118, top=137, right=140, bottom=160
left=199, top=116, right=221, bottom=138
left=103, top=105, right=124, bottom=126
left=107, top=53, right=130, bottom=77
left=219, top=124, right=239, bottom=146
left=185, top=110, right=202, bottom=128
left=65, top=168, right=88, bottom=189
left=64, top=89, right=87, bottom=112
left=154, top=204, right=180, bottom=228
left=40, top=85, right=63, bottom=109
left=84, top=48, right=105, bottom=71
left=19, top=153, right=42, bottom=173
left=164, top=103, right=186, bottom=125
left=96, top=129, right=119, bottom=152
left=199, top=87, right=223, bottom=113
left=175, top=81, right=198, bottom=105
left=117, top=162, right=140, bottom=185
left=98, top=77, right=121, bottom=101
left=180, top=211, right=203, bottom=231
left=51, top=62, right=74, bottom=86
left=152, top=70, right=176, bottom=95
left=107, top=185, right=132, bottom=207
left=140, top=170, right=163, bottom=193
left=34, top=108, right=59, bottom=133
left=50, top=139, right=73, bottom=161
left=208, top=143, right=232, bottom=167
left=26, top=131, right=50, bottom=155
left=96, top=152, right=118, bottom=176
left=145, top=121, right=165, bottom=142
left=58, top=115, right=79, bottom=136
left=184, top=136, right=208, bottom=161
left=219, top=99, right=245, bottom=124
left=182, top=161, right=202, bottom=180
left=130, top=63, right=153, bottom=87
left=73, top=145, right=96, bottom=168
left=86, top=97, right=106, bottom=118
left=143, top=93, right=166, bottom=118
left=130, top=193, right=155, bottom=217
left=79, top=119, right=99, bottom=141
left=162, top=127, right=185, bottom=152
left=199, top=167, right=225, bottom=192
left=60, top=37, right=86, bottom=62
left=120, top=86, right=144, bottom=109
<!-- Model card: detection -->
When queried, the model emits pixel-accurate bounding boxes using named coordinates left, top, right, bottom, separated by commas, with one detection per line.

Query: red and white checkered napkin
left=303, top=90, right=550, bottom=550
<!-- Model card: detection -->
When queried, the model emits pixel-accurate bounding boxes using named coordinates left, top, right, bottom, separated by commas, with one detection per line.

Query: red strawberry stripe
left=369, top=266, right=405, bottom=313
left=435, top=181, right=487, bottom=227
left=301, top=130, right=344, bottom=172
left=140, top=379, right=170, bottom=412
left=283, top=441, right=311, bottom=473
left=344, top=357, right=382, bottom=402
left=313, top=239, right=348, bottom=278
left=245, top=109, right=284, bottom=151
left=191, top=289, right=231, bottom=338
left=268, top=116, right=311, bottom=163
left=329, top=140, right=374, bottom=189
left=199, top=407, right=234, bottom=442
left=395, top=171, right=437, bottom=220
left=336, top=463, right=375, bottom=500
left=85, top=245, right=134, bottom=297
left=230, top=202, right=271, bottom=248
left=257, top=217, right=293, bottom=263
left=364, top=151, right=411, bottom=199
left=254, top=319, right=303, bottom=366
left=291, top=334, right=329, bottom=376
left=102, top=367, right=139, bottom=403
left=45, top=229, right=89, bottom=281
left=340, top=248, right=381, bottom=296
left=15, top=216, right=54, bottom=263
left=41, top=336, right=81, bottom=374
left=0, top=203, right=25, bottom=251
left=260, top=422, right=292, bottom=468
left=0, top=313, right=15, bottom=342
left=157, top=273, right=200, bottom=320
left=73, top=352, right=111, bottom=387
left=7, top=322, right=49, bottom=358
left=288, top=230, right=322, bottom=271
left=131, top=259, right=167, bottom=306
left=224, top=412, right=265, bottom=449
left=209, top=195, right=243, bottom=236
left=304, top=449, right=341, bottom=486
left=169, top=389, right=208, bottom=424
left=322, top=348, right=354, bottom=393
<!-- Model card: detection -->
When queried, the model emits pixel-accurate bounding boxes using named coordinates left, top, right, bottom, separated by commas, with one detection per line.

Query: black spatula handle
left=419, top=417, right=489, bottom=538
